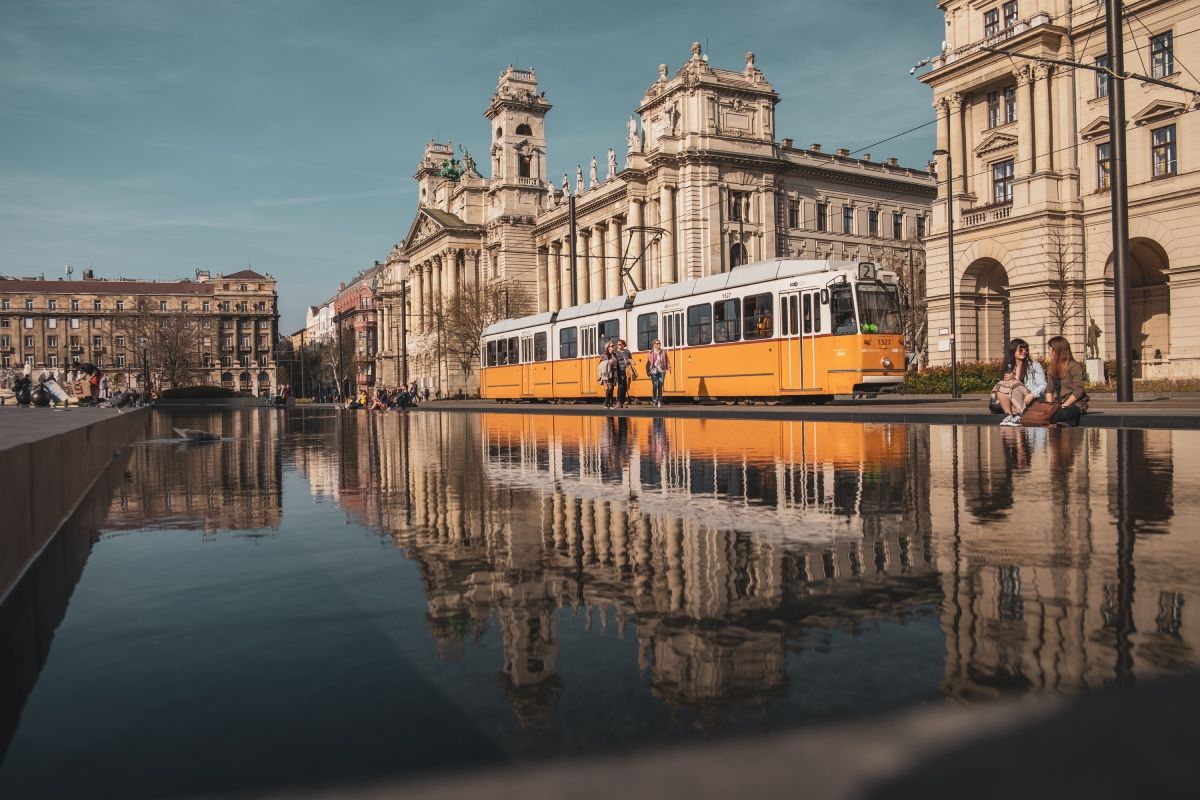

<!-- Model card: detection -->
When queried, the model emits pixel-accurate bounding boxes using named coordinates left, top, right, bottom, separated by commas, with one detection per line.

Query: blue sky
left=0, top=0, right=943, bottom=332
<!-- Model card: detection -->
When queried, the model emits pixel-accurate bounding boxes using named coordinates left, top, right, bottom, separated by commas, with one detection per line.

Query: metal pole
left=568, top=193, right=578, bottom=306
left=934, top=146, right=959, bottom=398
left=1106, top=0, right=1134, bottom=401
left=400, top=279, right=409, bottom=386
left=299, top=331, right=306, bottom=398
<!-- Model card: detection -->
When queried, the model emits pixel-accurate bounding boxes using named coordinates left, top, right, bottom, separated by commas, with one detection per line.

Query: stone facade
left=375, top=48, right=936, bottom=396
left=0, top=268, right=278, bottom=392
left=332, top=269, right=380, bottom=395
left=922, top=0, right=1200, bottom=376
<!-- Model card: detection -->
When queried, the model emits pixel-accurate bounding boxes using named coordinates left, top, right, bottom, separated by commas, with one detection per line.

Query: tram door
left=661, top=310, right=685, bottom=393
left=579, top=323, right=598, bottom=396
left=520, top=334, right=534, bottom=396
left=801, top=290, right=823, bottom=388
left=780, top=292, right=803, bottom=390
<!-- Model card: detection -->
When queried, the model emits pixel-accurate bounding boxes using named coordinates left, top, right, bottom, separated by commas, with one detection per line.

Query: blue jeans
left=650, top=372, right=665, bottom=404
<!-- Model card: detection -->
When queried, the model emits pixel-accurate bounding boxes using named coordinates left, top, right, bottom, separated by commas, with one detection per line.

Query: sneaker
left=999, top=415, right=1017, bottom=426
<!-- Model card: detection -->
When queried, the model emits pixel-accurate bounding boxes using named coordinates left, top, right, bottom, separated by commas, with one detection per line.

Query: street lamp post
left=932, top=147, right=958, bottom=398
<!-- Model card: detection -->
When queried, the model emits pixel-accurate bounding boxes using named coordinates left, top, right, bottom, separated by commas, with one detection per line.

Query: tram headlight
left=881, top=357, right=894, bottom=370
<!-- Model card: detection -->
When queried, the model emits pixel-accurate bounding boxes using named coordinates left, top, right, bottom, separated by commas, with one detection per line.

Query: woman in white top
left=993, top=338, right=1046, bottom=426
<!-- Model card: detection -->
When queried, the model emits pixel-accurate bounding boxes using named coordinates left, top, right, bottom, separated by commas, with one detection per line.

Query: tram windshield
left=855, top=282, right=902, bottom=334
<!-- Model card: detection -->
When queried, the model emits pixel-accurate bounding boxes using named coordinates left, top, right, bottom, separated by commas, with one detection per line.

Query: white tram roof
left=482, top=311, right=555, bottom=338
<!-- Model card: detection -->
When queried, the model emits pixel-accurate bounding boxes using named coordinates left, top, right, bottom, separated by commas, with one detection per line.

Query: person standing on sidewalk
left=646, top=339, right=669, bottom=407
left=599, top=341, right=618, bottom=408
left=615, top=339, right=634, bottom=408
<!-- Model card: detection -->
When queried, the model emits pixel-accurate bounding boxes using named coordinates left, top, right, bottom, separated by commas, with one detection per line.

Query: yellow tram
left=480, top=259, right=906, bottom=403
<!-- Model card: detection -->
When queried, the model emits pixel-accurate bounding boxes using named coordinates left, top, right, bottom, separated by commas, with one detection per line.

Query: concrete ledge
left=0, top=408, right=147, bottom=603
left=153, top=397, right=271, bottom=408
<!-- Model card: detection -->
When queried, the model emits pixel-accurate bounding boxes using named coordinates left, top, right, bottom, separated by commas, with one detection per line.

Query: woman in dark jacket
left=1046, top=335, right=1088, bottom=426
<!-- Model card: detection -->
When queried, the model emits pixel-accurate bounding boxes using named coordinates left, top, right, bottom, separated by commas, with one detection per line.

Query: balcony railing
left=962, top=202, right=1013, bottom=227
left=931, top=13, right=1051, bottom=71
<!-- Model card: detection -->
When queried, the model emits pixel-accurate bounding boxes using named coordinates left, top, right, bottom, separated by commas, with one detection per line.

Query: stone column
left=536, top=247, right=549, bottom=313
left=590, top=224, right=606, bottom=301
left=548, top=241, right=561, bottom=312
left=1014, top=66, right=1033, bottom=177
left=423, top=261, right=435, bottom=333
left=467, top=250, right=479, bottom=286
left=630, top=199, right=646, bottom=290
left=948, top=94, right=966, bottom=195
left=605, top=217, right=622, bottom=298
left=414, top=265, right=426, bottom=334
left=576, top=228, right=590, bottom=304
left=1033, top=63, right=1054, bottom=172
left=660, top=184, right=676, bottom=284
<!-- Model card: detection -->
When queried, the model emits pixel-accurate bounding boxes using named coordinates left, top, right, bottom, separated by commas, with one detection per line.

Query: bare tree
left=1044, top=226, right=1082, bottom=336
left=442, top=280, right=535, bottom=375
left=886, top=243, right=928, bottom=369
left=323, top=324, right=355, bottom=399
left=114, top=299, right=205, bottom=388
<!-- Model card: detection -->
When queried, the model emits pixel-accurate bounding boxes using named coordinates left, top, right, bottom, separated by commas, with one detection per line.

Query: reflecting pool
left=0, top=410, right=1197, bottom=798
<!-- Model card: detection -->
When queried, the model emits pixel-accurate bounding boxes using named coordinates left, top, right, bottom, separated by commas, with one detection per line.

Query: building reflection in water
left=294, top=412, right=1200, bottom=728
left=105, top=412, right=283, bottom=535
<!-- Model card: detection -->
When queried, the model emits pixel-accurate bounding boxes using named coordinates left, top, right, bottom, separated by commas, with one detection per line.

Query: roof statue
left=607, top=148, right=617, bottom=181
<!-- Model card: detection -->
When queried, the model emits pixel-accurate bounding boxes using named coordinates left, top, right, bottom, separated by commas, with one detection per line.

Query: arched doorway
left=730, top=242, right=747, bottom=269
left=1105, top=238, right=1170, bottom=376
left=961, top=259, right=1009, bottom=361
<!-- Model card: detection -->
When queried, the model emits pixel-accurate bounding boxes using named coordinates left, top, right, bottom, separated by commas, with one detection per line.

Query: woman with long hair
left=598, top=341, right=618, bottom=409
left=992, top=338, right=1047, bottom=426
left=1046, top=335, right=1089, bottom=426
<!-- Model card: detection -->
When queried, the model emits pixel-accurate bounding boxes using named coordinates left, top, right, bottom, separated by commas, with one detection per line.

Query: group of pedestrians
left=597, top=338, right=671, bottom=409
left=991, top=335, right=1088, bottom=427
left=346, top=381, right=424, bottom=410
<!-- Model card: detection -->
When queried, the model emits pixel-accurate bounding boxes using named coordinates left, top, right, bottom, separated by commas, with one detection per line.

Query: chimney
left=339, top=282, right=346, bottom=291
left=810, top=143, right=821, bottom=152
left=82, top=269, right=94, bottom=280
left=886, top=157, right=899, bottom=167
left=836, top=148, right=850, bottom=157
left=862, top=153, right=871, bottom=162
left=781, top=138, right=794, bottom=149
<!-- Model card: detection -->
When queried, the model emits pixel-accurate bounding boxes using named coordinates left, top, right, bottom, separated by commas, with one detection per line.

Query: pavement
left=313, top=393, right=1200, bottom=431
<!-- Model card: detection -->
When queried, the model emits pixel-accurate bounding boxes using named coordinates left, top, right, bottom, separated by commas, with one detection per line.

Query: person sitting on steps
left=992, top=338, right=1046, bottom=427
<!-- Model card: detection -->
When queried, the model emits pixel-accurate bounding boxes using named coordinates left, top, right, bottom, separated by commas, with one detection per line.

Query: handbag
left=1020, top=400, right=1061, bottom=427
left=628, top=363, right=638, bottom=380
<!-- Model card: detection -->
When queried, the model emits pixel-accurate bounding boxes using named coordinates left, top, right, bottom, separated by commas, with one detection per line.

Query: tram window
left=713, top=299, right=740, bottom=343
left=813, top=296, right=823, bottom=333
left=661, top=314, right=673, bottom=347
left=637, top=313, right=658, bottom=350
left=486, top=340, right=497, bottom=366
left=598, top=318, right=620, bottom=350
left=687, top=303, right=712, bottom=345
left=495, top=340, right=508, bottom=365
left=787, top=296, right=799, bottom=335
left=533, top=332, right=547, bottom=362
left=559, top=327, right=578, bottom=359
left=803, top=295, right=812, bottom=334
left=831, top=284, right=858, bottom=335
left=508, top=337, right=520, bottom=364
left=743, top=293, right=773, bottom=339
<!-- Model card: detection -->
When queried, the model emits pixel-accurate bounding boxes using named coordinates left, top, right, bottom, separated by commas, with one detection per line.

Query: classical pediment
left=973, top=130, right=1018, bottom=156
left=1131, top=99, right=1186, bottom=126
left=1079, top=117, right=1110, bottom=141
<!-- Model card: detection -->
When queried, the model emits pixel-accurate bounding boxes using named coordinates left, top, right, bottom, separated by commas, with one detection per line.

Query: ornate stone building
left=0, top=268, right=278, bottom=392
left=921, top=0, right=1200, bottom=376
left=376, top=47, right=936, bottom=395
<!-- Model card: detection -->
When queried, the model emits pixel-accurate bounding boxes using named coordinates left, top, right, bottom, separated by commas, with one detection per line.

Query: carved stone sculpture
left=589, top=156, right=598, bottom=189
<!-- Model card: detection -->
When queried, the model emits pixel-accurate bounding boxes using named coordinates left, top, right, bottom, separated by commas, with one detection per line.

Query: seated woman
left=992, top=338, right=1046, bottom=426
left=1045, top=335, right=1089, bottom=426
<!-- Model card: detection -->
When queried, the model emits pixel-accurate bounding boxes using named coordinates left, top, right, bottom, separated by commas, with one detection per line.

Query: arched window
left=518, top=155, right=532, bottom=178
left=495, top=126, right=503, bottom=139
left=730, top=242, right=748, bottom=269
left=515, top=123, right=532, bottom=136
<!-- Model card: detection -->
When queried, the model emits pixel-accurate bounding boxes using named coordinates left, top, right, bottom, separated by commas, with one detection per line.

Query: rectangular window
left=0, top=335, right=7, bottom=347
left=116, top=335, right=125, bottom=347
left=813, top=293, right=823, bottom=333
left=2, top=356, right=9, bottom=368
left=92, top=300, right=101, bottom=311
left=842, top=205, right=854, bottom=234
left=892, top=212, right=904, bottom=240
left=713, top=299, right=740, bottom=343
left=240, top=355, right=249, bottom=368
left=1004, top=85, right=1016, bottom=123
left=728, top=191, right=750, bottom=222
left=0, top=318, right=7, bottom=328
left=533, top=332, right=547, bottom=362
left=70, top=318, right=79, bottom=329
left=831, top=284, right=857, bottom=335
left=1003, top=0, right=1018, bottom=29
left=486, top=340, right=497, bottom=367
left=0, top=299, right=7, bottom=310
left=559, top=327, right=578, bottom=359
left=115, top=355, right=126, bottom=368
left=181, top=301, right=189, bottom=312
left=598, top=318, right=620, bottom=350
left=24, top=336, right=34, bottom=348
left=48, top=354, right=58, bottom=367
left=802, top=294, right=813, bottom=334
left=1096, top=55, right=1110, bottom=97
left=636, top=312, right=658, bottom=351
left=24, top=299, right=33, bottom=310
left=91, top=318, right=101, bottom=328
left=507, top=337, right=519, bottom=365
left=115, top=300, right=124, bottom=311
left=867, top=209, right=879, bottom=237
left=1151, top=31, right=1174, bottom=78
left=984, top=8, right=1000, bottom=38
left=47, top=336, right=57, bottom=347
left=992, top=159, right=1015, bottom=203
left=92, top=336, right=102, bottom=348
left=743, top=293, right=773, bottom=339
left=1152, top=124, right=1177, bottom=177
left=47, top=299, right=57, bottom=310
left=987, top=90, right=1000, bottom=128
left=686, top=303, right=712, bottom=346
left=816, top=203, right=828, bottom=232
left=1097, top=142, right=1111, bottom=190
left=71, top=299, right=79, bottom=311
left=202, top=301, right=210, bottom=312
left=23, top=318, right=33, bottom=329
left=46, top=318, right=57, bottom=329
left=787, top=199, right=800, bottom=229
